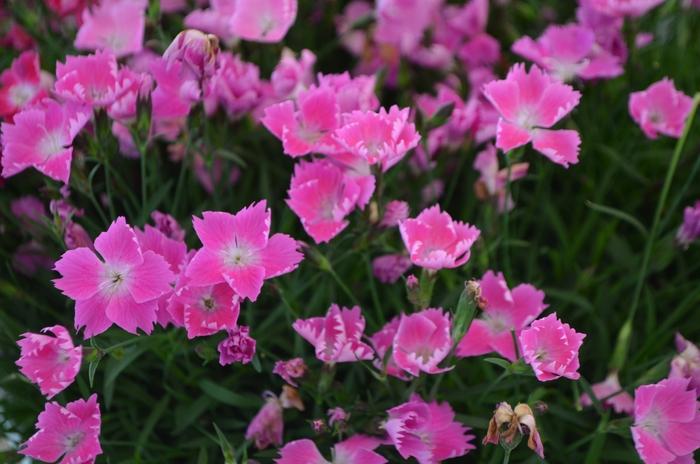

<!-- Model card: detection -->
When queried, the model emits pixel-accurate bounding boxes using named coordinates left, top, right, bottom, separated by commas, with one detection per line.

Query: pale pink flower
left=519, top=313, right=586, bottom=381
left=1, top=99, right=90, bottom=183
left=317, top=73, right=379, bottom=113
left=372, top=254, right=412, bottom=284
left=185, top=201, right=302, bottom=301
left=230, top=0, right=298, bottom=43
left=576, top=0, right=628, bottom=63
left=106, top=66, right=152, bottom=123
left=580, top=372, right=634, bottom=414
left=218, top=325, right=256, bottom=365
left=399, top=205, right=480, bottom=270
left=589, top=0, right=665, bottom=17
left=457, top=270, right=546, bottom=361
left=459, top=33, right=501, bottom=69
left=384, top=394, right=475, bottom=464
left=380, top=200, right=409, bottom=228
left=293, top=304, right=374, bottom=363
left=483, top=63, right=582, bottom=167
left=53, top=217, right=175, bottom=338
left=16, top=325, right=82, bottom=399
left=151, top=210, right=186, bottom=241
left=0, top=51, right=51, bottom=120
left=271, top=48, right=316, bottom=99
left=246, top=392, right=284, bottom=449
left=163, top=29, right=220, bottom=80
left=273, top=357, right=307, bottom=387
left=375, top=0, right=442, bottom=54
left=335, top=1, right=373, bottom=56
left=335, top=106, right=420, bottom=172
left=676, top=200, right=700, bottom=249
left=325, top=150, right=376, bottom=208
left=75, top=0, right=147, bottom=58
left=629, top=79, right=693, bottom=139
left=473, top=144, right=529, bottom=212
left=311, top=419, right=327, bottom=433
left=184, top=0, right=237, bottom=40
left=276, top=435, right=386, bottom=464
left=262, top=85, right=340, bottom=157
left=370, top=316, right=408, bottom=380
left=286, top=159, right=361, bottom=244
left=632, top=377, right=700, bottom=464
left=416, top=85, right=479, bottom=155
left=670, top=333, right=700, bottom=393
left=54, top=51, right=124, bottom=108
left=443, top=0, right=489, bottom=38
left=328, top=407, right=349, bottom=427
left=20, top=394, right=102, bottom=463
left=204, top=52, right=263, bottom=118
left=393, top=308, right=453, bottom=376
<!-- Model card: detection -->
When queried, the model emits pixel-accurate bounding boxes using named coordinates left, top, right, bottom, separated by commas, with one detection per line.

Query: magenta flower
left=246, top=393, right=284, bottom=449
left=163, top=29, right=220, bottom=81
left=273, top=357, right=307, bottom=387
left=372, top=254, right=412, bottom=284
left=286, top=159, right=362, bottom=244
left=74, top=0, right=147, bottom=58
left=399, top=205, right=480, bottom=270
left=457, top=270, right=546, bottom=362
left=632, top=378, right=700, bottom=464
left=230, top=0, right=298, bottom=43
left=370, top=316, right=408, bottom=380
left=204, top=52, right=262, bottom=119
left=473, top=144, right=529, bottom=213
left=327, top=407, right=349, bottom=427
left=393, top=308, right=453, bottom=377
left=380, top=200, right=409, bottom=228
left=176, top=282, right=241, bottom=339
left=483, top=63, right=582, bottom=167
left=580, top=372, right=634, bottom=415
left=185, top=201, right=303, bottom=301
left=0, top=51, right=51, bottom=120
left=1, top=99, right=90, bottom=183
left=670, top=333, right=700, bottom=393
left=384, top=394, right=475, bottom=464
left=519, top=313, right=586, bottom=381
left=54, top=51, right=123, bottom=108
left=276, top=435, right=386, bottom=464
left=629, top=79, right=693, bottom=139
left=20, top=394, right=102, bottom=463
left=293, top=304, right=374, bottom=363
left=150, top=211, right=186, bottom=241
left=335, top=106, right=421, bottom=172
left=589, top=0, right=665, bottom=17
left=677, top=200, right=700, bottom=249
left=375, top=0, right=442, bottom=54
left=16, top=325, right=82, bottom=399
left=218, top=325, right=256, bottom=365
left=53, top=217, right=175, bottom=338
left=271, top=48, right=316, bottom=99
left=512, top=23, right=623, bottom=82
left=317, top=73, right=379, bottom=113
left=184, top=1, right=237, bottom=40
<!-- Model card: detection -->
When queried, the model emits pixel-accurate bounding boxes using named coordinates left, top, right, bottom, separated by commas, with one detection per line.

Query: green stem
left=502, top=448, right=511, bottom=464
left=140, top=142, right=148, bottom=214
left=610, top=93, right=700, bottom=371
left=501, top=151, right=515, bottom=278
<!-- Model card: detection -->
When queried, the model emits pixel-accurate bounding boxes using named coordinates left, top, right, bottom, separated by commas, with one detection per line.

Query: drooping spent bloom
left=218, top=325, right=256, bottom=365
left=0, top=51, right=51, bottom=120
left=512, top=23, right=623, bottom=82
left=53, top=217, right=175, bottom=337
left=384, top=394, right=475, bottom=464
left=457, top=270, right=546, bottom=362
left=163, top=29, right=220, bottom=80
left=16, top=325, right=82, bottom=398
left=370, top=316, right=408, bottom=380
left=230, top=0, right=298, bottom=43
left=54, top=51, right=123, bottom=108
left=589, top=0, right=665, bottom=17
left=632, top=378, right=700, bottom=464
left=580, top=372, right=634, bottom=414
left=372, top=254, right=412, bottom=284
left=483, top=402, right=544, bottom=459
left=399, top=205, right=480, bottom=270
left=473, top=144, right=529, bottom=213
left=670, top=333, right=700, bottom=392
left=279, top=385, right=305, bottom=411
left=393, top=308, right=453, bottom=376
left=74, top=0, right=147, bottom=58
left=380, top=200, right=409, bottom=228
left=151, top=210, right=186, bottom=241
left=335, top=106, right=421, bottom=172
left=20, top=394, right=102, bottom=463
left=629, top=79, right=693, bottom=139
left=185, top=201, right=303, bottom=301
left=276, top=435, right=386, bottom=464
left=483, top=63, right=582, bottom=167
left=177, top=282, right=241, bottom=338
left=246, top=392, right=284, bottom=449
left=519, top=313, right=586, bottom=381
left=677, top=200, right=700, bottom=249
left=1, top=99, right=90, bottom=183
left=293, top=304, right=374, bottom=363
left=286, top=159, right=361, bottom=244
left=273, top=358, right=307, bottom=387
left=204, top=52, right=263, bottom=118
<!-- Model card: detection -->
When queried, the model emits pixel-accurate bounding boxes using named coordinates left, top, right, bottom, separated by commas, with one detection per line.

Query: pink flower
left=1, top=99, right=90, bottom=183
left=473, top=144, right=529, bottom=212
left=218, top=325, right=256, bottom=365
left=151, top=210, right=186, bottom=241
left=483, top=63, right=582, bottom=167
left=45, top=0, right=86, bottom=17
left=512, top=24, right=623, bottom=82
left=629, top=79, right=693, bottom=139
left=380, top=200, right=409, bottom=228
left=150, top=58, right=200, bottom=134
left=317, top=73, right=380, bottom=113
left=271, top=48, right=316, bottom=99
left=677, top=200, right=700, bottom=249
left=632, top=378, right=700, bottom=464
left=20, top=394, right=102, bottom=464
left=276, top=435, right=386, bottom=464
left=65, top=222, right=94, bottom=251
left=457, top=270, right=546, bottom=361
left=12, top=241, right=53, bottom=276
left=204, top=52, right=263, bottom=118
left=384, top=394, right=475, bottom=464
left=53, top=217, right=175, bottom=338
left=393, top=308, right=453, bottom=377
left=580, top=372, right=635, bottom=414
left=416, top=85, right=479, bottom=155
left=55, top=51, right=123, bottom=108
left=335, top=106, right=421, bottom=172
left=176, top=282, right=241, bottom=338
left=328, top=407, right=349, bottom=427
left=74, top=0, right=147, bottom=58
left=246, top=392, right=284, bottom=449
left=286, top=159, right=361, bottom=244
left=399, top=205, right=480, bottom=270
left=375, top=0, right=442, bottom=54
left=262, top=86, right=340, bottom=157
left=185, top=201, right=303, bottom=301
left=184, top=0, right=237, bottom=40
left=370, top=316, right=408, bottom=380
left=230, top=0, right=298, bottom=43
left=0, top=51, right=51, bottom=120
left=273, top=357, right=307, bottom=387
left=372, top=254, right=412, bottom=284
left=670, top=333, right=700, bottom=393
left=519, top=313, right=586, bottom=381
left=11, top=195, right=46, bottom=225
left=16, top=325, right=82, bottom=399
left=163, top=29, right=220, bottom=81
left=293, top=304, right=374, bottom=363
left=589, top=0, right=665, bottom=17
left=335, top=1, right=373, bottom=56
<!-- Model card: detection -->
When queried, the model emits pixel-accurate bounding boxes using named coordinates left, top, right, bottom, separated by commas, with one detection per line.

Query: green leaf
left=451, top=286, right=477, bottom=342
left=135, top=394, right=170, bottom=460
left=88, top=357, right=100, bottom=389
left=423, top=102, right=455, bottom=132
left=199, top=380, right=260, bottom=409
left=585, top=200, right=648, bottom=238
left=212, top=422, right=236, bottom=464
left=103, top=344, right=149, bottom=409
left=483, top=357, right=511, bottom=371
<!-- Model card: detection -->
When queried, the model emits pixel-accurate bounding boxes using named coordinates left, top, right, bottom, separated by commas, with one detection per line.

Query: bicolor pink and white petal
left=393, top=308, right=453, bottom=377
left=629, top=79, right=693, bottom=139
